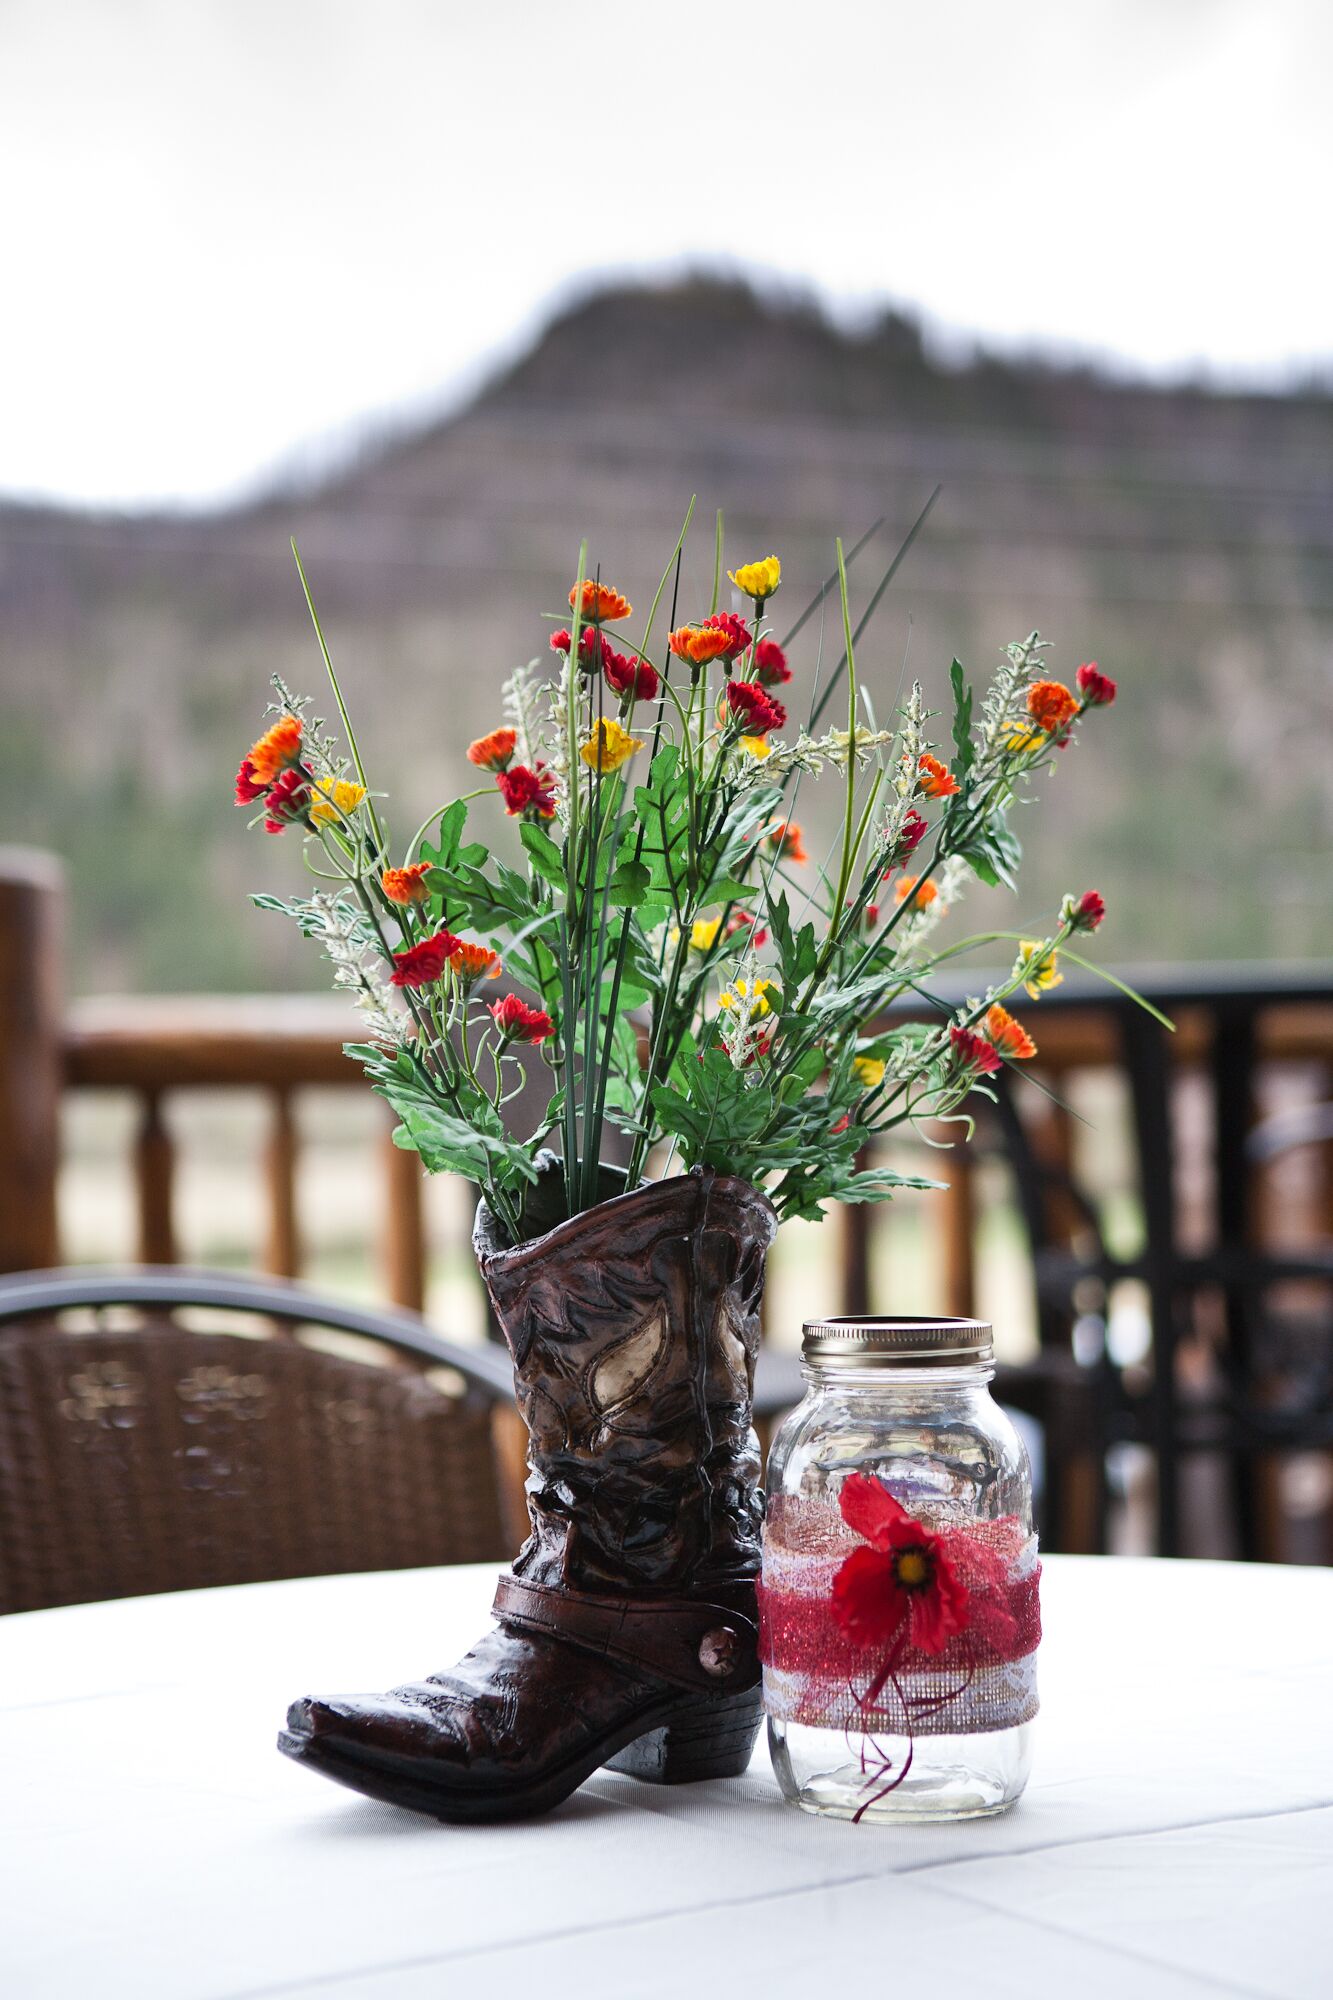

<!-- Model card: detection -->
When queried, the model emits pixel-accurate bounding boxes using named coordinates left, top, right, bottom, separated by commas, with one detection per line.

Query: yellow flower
left=727, top=555, right=781, bottom=602
left=690, top=917, right=722, bottom=951
left=580, top=718, right=645, bottom=773
left=740, top=735, right=772, bottom=761
left=853, top=1055, right=886, bottom=1088
left=719, top=976, right=775, bottom=1019
left=1016, top=940, right=1063, bottom=998
left=310, top=776, right=368, bottom=826
left=1006, top=723, right=1046, bottom=753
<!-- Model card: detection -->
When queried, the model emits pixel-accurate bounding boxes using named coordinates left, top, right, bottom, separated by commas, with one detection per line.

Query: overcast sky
left=4, top=0, right=1329, bottom=509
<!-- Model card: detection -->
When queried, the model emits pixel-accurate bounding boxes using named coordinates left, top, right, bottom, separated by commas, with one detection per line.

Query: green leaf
left=958, top=815, right=1022, bottom=891
left=519, top=822, right=567, bottom=891
left=607, top=859, right=651, bottom=907
left=949, top=658, right=975, bottom=782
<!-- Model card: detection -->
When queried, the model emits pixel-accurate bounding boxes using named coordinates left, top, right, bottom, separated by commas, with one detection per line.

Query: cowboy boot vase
left=279, top=1160, right=777, bottom=1821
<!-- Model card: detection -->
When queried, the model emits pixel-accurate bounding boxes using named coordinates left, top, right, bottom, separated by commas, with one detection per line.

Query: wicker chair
left=0, top=1267, right=518, bottom=1616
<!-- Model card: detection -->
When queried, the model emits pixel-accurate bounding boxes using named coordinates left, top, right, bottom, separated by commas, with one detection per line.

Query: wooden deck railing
left=4, top=852, right=1331, bottom=1322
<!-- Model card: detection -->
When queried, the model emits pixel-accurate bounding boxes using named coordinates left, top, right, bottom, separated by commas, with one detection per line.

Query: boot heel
left=607, top=1687, right=763, bottom=1785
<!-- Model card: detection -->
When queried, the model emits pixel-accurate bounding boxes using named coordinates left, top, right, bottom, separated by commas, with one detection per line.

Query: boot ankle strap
left=492, top=1575, right=759, bottom=1695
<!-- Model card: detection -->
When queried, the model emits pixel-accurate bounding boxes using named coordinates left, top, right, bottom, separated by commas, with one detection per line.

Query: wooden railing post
left=0, top=849, right=63, bottom=1272
left=382, top=1123, right=426, bottom=1312
left=840, top=1146, right=873, bottom=1315
left=265, top=1089, right=300, bottom=1277
left=135, top=1089, right=176, bottom=1264
left=939, top=1153, right=977, bottom=1318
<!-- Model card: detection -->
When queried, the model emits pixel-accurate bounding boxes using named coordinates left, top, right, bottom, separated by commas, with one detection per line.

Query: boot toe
left=280, top=1687, right=473, bottom=1768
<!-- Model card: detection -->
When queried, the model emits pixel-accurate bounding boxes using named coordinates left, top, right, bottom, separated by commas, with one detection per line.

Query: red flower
left=830, top=1113, right=852, bottom=1136
left=883, top=808, right=928, bottom=873
left=550, top=627, right=612, bottom=673
left=950, top=1025, right=1002, bottom=1076
left=570, top=580, right=632, bottom=624
left=670, top=624, right=733, bottom=669
left=754, top=637, right=791, bottom=687
left=246, top=715, right=303, bottom=785
left=918, top=753, right=960, bottom=799
left=830, top=1473, right=971, bottom=1655
left=235, top=756, right=266, bottom=805
left=496, top=762, right=557, bottom=819
left=262, top=768, right=311, bottom=833
left=604, top=648, right=661, bottom=703
left=466, top=728, right=518, bottom=772
left=489, top=994, right=553, bottom=1045
left=766, top=818, right=808, bottom=864
left=727, top=908, right=769, bottom=948
left=390, top=930, right=460, bottom=988
left=701, top=611, right=752, bottom=662
left=382, top=862, right=433, bottom=906
left=1070, top=889, right=1106, bottom=932
left=1076, top=662, right=1117, bottom=707
left=985, top=1003, right=1037, bottom=1061
left=725, top=681, right=786, bottom=736
left=1027, top=679, right=1079, bottom=743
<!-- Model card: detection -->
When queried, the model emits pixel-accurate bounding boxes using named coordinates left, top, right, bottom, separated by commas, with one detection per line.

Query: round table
left=3, top=1556, right=1330, bottom=1999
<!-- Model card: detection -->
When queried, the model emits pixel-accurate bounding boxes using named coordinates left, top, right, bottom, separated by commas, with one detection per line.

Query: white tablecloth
left=3, top=1556, right=1331, bottom=2000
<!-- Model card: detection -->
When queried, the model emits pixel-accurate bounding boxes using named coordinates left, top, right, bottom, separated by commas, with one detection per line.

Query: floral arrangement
left=236, top=507, right=1145, bottom=1247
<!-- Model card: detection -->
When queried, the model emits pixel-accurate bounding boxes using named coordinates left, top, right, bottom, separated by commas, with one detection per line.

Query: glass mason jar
left=761, top=1316, right=1040, bottom=1823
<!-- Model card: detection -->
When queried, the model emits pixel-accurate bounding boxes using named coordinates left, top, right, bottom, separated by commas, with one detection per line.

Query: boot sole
left=278, top=1684, right=763, bottom=1825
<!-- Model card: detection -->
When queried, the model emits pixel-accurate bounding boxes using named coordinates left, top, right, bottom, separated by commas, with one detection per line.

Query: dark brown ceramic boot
left=279, top=1160, right=777, bottom=1822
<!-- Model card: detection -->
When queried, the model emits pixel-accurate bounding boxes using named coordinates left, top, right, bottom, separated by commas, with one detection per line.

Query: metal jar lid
left=801, top=1315, right=993, bottom=1368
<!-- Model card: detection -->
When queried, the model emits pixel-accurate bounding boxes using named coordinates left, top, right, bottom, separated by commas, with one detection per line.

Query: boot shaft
left=475, top=1164, right=777, bottom=1595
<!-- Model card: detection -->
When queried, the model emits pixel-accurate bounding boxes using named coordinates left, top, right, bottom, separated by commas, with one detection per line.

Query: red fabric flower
left=235, top=756, right=266, bottom=805
left=949, top=1025, right=1003, bottom=1076
left=603, top=648, right=661, bottom=703
left=725, top=681, right=786, bottom=736
left=496, top=762, right=557, bottom=819
left=1076, top=662, right=1117, bottom=707
left=754, top=638, right=791, bottom=687
left=261, top=768, right=311, bottom=833
left=831, top=1473, right=971, bottom=1655
left=701, top=611, right=752, bottom=662
left=1070, top=889, right=1106, bottom=932
left=489, top=994, right=553, bottom=1044
left=390, top=930, right=460, bottom=988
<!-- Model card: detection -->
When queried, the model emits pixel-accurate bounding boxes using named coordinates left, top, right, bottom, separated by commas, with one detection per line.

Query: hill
left=3, top=277, right=1330, bottom=991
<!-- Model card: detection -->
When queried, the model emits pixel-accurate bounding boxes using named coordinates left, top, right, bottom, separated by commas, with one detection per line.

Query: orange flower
left=570, top=580, right=632, bottom=624
left=1026, top=680, right=1079, bottom=737
left=918, top=753, right=959, bottom=799
left=766, top=819, right=808, bottom=864
left=985, top=1003, right=1037, bottom=1061
left=466, top=727, right=517, bottom=772
left=246, top=715, right=303, bottom=785
left=669, top=625, right=733, bottom=668
left=452, top=939, right=502, bottom=983
left=382, top=862, right=432, bottom=906
left=893, top=875, right=939, bottom=912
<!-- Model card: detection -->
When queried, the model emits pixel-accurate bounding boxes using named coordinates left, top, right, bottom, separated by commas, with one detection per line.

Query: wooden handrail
left=4, top=856, right=1332, bottom=1328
